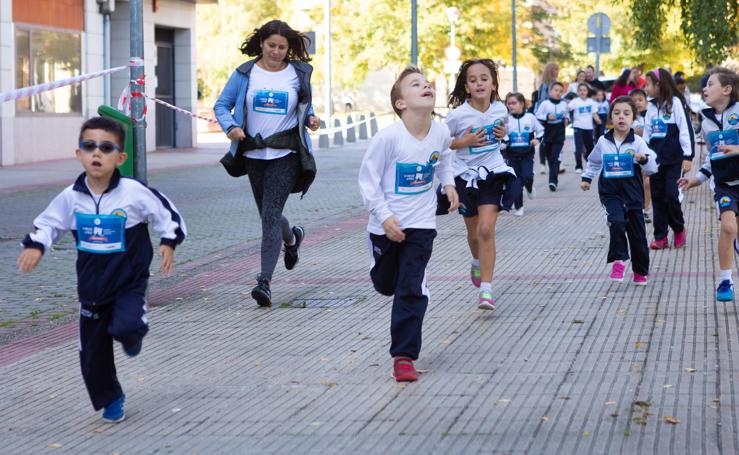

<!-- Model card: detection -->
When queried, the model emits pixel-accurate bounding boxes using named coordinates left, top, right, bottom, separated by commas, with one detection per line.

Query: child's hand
left=634, top=153, right=647, bottom=163
left=580, top=181, right=590, bottom=191
left=444, top=185, right=460, bottom=212
left=226, top=127, right=246, bottom=141
left=547, top=113, right=556, bottom=121
left=308, top=115, right=321, bottom=131
left=159, top=245, right=175, bottom=277
left=531, top=138, right=540, bottom=147
left=17, top=248, right=43, bottom=273
left=382, top=216, right=405, bottom=243
left=492, top=123, right=506, bottom=139
left=635, top=127, right=644, bottom=136
left=717, top=145, right=739, bottom=157
left=460, top=127, right=490, bottom=148
left=677, top=176, right=700, bottom=191
left=593, top=114, right=602, bottom=125
left=682, top=160, right=692, bottom=173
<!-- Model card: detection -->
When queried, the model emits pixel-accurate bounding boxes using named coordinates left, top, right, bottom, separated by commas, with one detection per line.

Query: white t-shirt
left=445, top=100, right=513, bottom=179
left=568, top=97, right=598, bottom=130
left=245, top=64, right=300, bottom=160
left=358, top=121, right=454, bottom=235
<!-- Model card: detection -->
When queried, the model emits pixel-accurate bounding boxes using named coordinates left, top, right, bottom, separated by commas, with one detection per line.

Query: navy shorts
left=714, top=184, right=739, bottom=218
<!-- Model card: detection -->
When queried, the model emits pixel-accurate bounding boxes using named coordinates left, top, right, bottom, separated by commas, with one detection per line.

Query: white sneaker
left=539, top=164, right=546, bottom=175
left=526, top=187, right=536, bottom=200
left=576, top=168, right=582, bottom=174
left=678, top=187, right=684, bottom=203
left=513, top=207, right=524, bottom=217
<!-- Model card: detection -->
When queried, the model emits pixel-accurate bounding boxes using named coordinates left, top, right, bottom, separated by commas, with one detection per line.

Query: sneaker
left=643, top=210, right=652, bottom=224
left=717, top=280, right=734, bottom=301
left=609, top=262, right=626, bottom=282
left=673, top=227, right=687, bottom=248
left=633, top=273, right=648, bottom=286
left=102, top=395, right=125, bottom=423
left=539, top=164, right=547, bottom=175
left=526, top=187, right=536, bottom=200
left=478, top=290, right=496, bottom=310
left=513, top=207, right=525, bottom=217
left=650, top=238, right=669, bottom=250
left=251, top=277, right=272, bottom=307
left=470, top=264, right=481, bottom=288
left=575, top=168, right=583, bottom=174
left=559, top=165, right=566, bottom=174
left=548, top=183, right=557, bottom=192
left=392, top=357, right=418, bottom=382
left=678, top=187, right=684, bottom=203
left=123, top=340, right=142, bottom=357
left=284, top=226, right=305, bottom=270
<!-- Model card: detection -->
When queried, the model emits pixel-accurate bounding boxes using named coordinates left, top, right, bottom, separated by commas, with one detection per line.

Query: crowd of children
left=13, top=60, right=739, bottom=420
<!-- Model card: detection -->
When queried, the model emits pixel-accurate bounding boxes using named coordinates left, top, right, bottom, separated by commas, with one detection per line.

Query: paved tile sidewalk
left=1, top=139, right=738, bottom=454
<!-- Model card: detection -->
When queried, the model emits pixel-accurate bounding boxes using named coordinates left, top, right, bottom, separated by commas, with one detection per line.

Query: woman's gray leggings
left=246, top=153, right=299, bottom=281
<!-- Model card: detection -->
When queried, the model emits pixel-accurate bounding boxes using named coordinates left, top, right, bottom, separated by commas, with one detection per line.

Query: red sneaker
left=650, top=238, right=669, bottom=250
left=392, top=357, right=418, bottom=382
left=673, top=227, right=687, bottom=248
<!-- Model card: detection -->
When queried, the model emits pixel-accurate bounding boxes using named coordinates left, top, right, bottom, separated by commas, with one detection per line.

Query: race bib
left=707, top=129, right=739, bottom=160
left=550, top=112, right=565, bottom=124
left=75, top=212, right=126, bottom=254
left=578, top=105, right=592, bottom=114
left=602, top=153, right=634, bottom=178
left=650, top=117, right=668, bottom=139
left=253, top=90, right=288, bottom=115
left=598, top=104, right=609, bottom=115
left=509, top=131, right=531, bottom=148
left=468, top=120, right=502, bottom=154
left=395, top=162, right=435, bottom=195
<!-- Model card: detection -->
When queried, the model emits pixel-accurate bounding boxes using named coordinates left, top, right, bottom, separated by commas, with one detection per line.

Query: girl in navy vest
left=643, top=68, right=694, bottom=249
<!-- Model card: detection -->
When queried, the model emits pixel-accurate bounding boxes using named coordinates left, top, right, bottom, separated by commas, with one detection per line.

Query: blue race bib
left=253, top=90, right=289, bottom=115
left=509, top=131, right=531, bottom=148
left=578, top=105, right=592, bottom=114
left=468, top=120, right=503, bottom=154
left=75, top=212, right=126, bottom=254
left=651, top=117, right=667, bottom=139
left=602, top=153, right=634, bottom=178
left=707, top=130, right=739, bottom=160
left=395, top=162, right=435, bottom=195
left=550, top=112, right=565, bottom=124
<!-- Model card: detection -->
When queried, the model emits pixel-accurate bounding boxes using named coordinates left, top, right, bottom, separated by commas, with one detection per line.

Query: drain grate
left=288, top=297, right=362, bottom=308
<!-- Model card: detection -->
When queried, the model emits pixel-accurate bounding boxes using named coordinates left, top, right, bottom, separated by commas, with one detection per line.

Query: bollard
left=318, top=120, right=329, bottom=148
left=370, top=112, right=378, bottom=137
left=333, top=118, right=344, bottom=146
left=358, top=114, right=368, bottom=140
left=346, top=115, right=357, bottom=143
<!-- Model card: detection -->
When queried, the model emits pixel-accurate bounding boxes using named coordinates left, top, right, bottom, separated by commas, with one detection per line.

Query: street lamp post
left=324, top=0, right=332, bottom=130
left=444, top=7, right=460, bottom=99
left=512, top=0, right=518, bottom=92
left=411, top=0, right=418, bottom=66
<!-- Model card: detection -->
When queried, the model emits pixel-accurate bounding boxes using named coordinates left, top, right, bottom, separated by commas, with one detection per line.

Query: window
left=15, top=28, right=81, bottom=114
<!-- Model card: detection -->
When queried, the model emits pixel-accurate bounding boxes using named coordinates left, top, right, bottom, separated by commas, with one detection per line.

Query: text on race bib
left=602, top=153, right=634, bottom=178
left=75, top=212, right=126, bottom=254
left=253, top=90, right=289, bottom=115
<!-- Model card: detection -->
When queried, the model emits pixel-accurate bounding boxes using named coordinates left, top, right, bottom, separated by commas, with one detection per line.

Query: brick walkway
left=1, top=137, right=737, bottom=454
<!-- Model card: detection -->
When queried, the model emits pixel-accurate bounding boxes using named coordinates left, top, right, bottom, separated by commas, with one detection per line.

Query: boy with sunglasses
left=17, top=117, right=187, bottom=423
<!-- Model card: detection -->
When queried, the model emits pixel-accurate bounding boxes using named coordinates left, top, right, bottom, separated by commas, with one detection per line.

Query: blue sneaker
left=716, top=280, right=734, bottom=302
left=102, top=395, right=125, bottom=423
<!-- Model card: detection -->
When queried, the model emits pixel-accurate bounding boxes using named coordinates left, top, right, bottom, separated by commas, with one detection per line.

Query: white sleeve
left=139, top=185, right=187, bottom=248
left=445, top=110, right=460, bottom=138
left=437, top=135, right=455, bottom=188
left=638, top=139, right=659, bottom=176
left=24, top=190, right=74, bottom=251
left=535, top=102, right=548, bottom=122
left=567, top=99, right=576, bottom=111
left=674, top=99, right=693, bottom=158
left=581, top=139, right=604, bottom=181
left=530, top=114, right=545, bottom=138
left=358, top=134, right=394, bottom=226
left=643, top=107, right=654, bottom=143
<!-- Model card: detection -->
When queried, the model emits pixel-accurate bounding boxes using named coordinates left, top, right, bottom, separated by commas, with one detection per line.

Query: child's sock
left=480, top=282, right=492, bottom=292
left=720, top=269, right=733, bottom=283
left=471, top=258, right=480, bottom=268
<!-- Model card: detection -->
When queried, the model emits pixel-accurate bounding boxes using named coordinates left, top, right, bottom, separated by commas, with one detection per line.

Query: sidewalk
left=1, top=137, right=737, bottom=453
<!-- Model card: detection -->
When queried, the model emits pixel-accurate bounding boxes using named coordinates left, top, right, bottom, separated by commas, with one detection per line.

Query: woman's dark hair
left=608, top=95, right=637, bottom=122
left=615, top=68, right=632, bottom=87
left=448, top=59, right=500, bottom=108
left=646, top=68, right=688, bottom=114
left=239, top=20, right=311, bottom=63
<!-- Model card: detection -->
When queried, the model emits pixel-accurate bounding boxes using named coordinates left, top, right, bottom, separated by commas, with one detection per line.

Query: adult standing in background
left=565, top=69, right=587, bottom=99
left=214, top=20, right=321, bottom=307
left=585, top=65, right=606, bottom=92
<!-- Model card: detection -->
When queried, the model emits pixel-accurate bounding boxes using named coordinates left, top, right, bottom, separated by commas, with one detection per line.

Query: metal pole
left=130, top=0, right=146, bottom=182
left=324, top=0, right=332, bottom=131
left=410, top=0, right=418, bottom=66
left=511, top=0, right=517, bottom=92
left=103, top=13, right=111, bottom=105
left=594, top=16, right=601, bottom=79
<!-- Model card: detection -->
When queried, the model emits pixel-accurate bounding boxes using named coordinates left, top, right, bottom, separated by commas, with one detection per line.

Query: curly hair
left=239, top=20, right=311, bottom=63
left=448, top=59, right=500, bottom=109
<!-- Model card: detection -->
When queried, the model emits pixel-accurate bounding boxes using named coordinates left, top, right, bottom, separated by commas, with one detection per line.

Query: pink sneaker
left=470, top=264, right=481, bottom=288
left=633, top=273, right=648, bottom=286
left=478, top=290, right=496, bottom=310
left=673, top=227, right=687, bottom=248
left=650, top=238, right=669, bottom=250
left=609, top=262, right=626, bottom=282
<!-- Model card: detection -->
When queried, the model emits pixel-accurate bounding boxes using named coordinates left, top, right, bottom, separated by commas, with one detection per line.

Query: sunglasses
left=78, top=140, right=121, bottom=154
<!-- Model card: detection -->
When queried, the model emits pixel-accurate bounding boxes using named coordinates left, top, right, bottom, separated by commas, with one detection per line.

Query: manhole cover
left=288, top=298, right=361, bottom=308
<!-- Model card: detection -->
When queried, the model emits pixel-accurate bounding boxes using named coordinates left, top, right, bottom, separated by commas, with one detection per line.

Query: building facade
left=0, top=0, right=213, bottom=166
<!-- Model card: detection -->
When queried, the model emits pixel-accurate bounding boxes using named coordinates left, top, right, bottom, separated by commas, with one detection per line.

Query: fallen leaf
left=417, top=369, right=429, bottom=374
left=137, top=376, right=145, bottom=383
left=320, top=357, right=329, bottom=363
left=48, top=443, right=62, bottom=449
left=633, top=400, right=652, bottom=408
left=541, top=416, right=549, bottom=421
left=559, top=396, right=571, bottom=400
left=320, top=379, right=337, bottom=388
left=573, top=320, right=584, bottom=324
left=663, top=384, right=674, bottom=388
left=583, top=431, right=590, bottom=436
left=94, top=428, right=104, bottom=433
left=657, top=319, right=666, bottom=324
left=610, top=413, right=619, bottom=417
left=664, top=416, right=680, bottom=424
left=172, top=408, right=181, bottom=413
left=495, top=399, right=511, bottom=405
left=310, top=421, right=321, bottom=426
left=634, top=342, right=641, bottom=349
left=48, top=394, right=56, bottom=399
left=686, top=368, right=697, bottom=373
left=605, top=400, right=616, bottom=405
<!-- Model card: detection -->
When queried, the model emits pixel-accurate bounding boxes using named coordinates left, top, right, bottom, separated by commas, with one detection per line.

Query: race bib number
left=75, top=212, right=126, bottom=254
left=509, top=131, right=531, bottom=148
left=468, top=121, right=502, bottom=154
left=578, top=105, right=592, bottom=114
left=602, top=153, right=634, bottom=178
left=395, top=162, right=435, bottom=194
left=707, top=129, right=739, bottom=160
left=253, top=90, right=288, bottom=115
left=651, top=117, right=667, bottom=139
